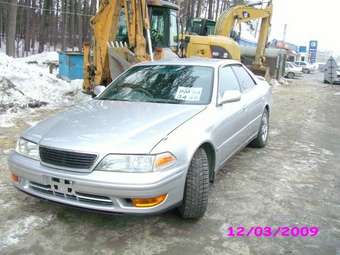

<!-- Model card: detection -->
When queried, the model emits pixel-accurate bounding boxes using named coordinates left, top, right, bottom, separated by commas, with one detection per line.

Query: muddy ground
left=0, top=73, right=340, bottom=255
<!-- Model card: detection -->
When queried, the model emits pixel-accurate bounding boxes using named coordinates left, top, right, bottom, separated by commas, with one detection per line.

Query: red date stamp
left=226, top=226, right=320, bottom=238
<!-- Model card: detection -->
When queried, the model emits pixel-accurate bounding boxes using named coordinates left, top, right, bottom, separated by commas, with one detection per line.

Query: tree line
left=0, top=0, right=246, bottom=57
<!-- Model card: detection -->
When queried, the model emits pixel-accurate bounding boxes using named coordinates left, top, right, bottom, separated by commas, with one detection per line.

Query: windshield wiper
left=142, top=99, right=180, bottom=104
left=98, top=98, right=131, bottom=102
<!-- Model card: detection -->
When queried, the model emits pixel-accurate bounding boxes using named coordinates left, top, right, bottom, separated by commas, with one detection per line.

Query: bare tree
left=1, top=0, right=252, bottom=56
left=215, top=0, right=220, bottom=20
left=6, top=0, right=18, bottom=56
left=207, top=0, right=214, bottom=20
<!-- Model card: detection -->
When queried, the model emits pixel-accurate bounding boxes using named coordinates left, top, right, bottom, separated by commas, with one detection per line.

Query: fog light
left=131, top=194, right=167, bottom=208
left=11, top=173, right=19, bottom=183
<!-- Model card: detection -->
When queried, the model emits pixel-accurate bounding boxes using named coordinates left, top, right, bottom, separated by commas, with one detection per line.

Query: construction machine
left=83, top=0, right=179, bottom=93
left=83, top=0, right=273, bottom=93
left=183, top=1, right=273, bottom=77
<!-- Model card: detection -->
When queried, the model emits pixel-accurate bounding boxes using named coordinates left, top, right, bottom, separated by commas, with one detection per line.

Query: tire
left=287, top=72, right=295, bottom=79
left=178, top=148, right=209, bottom=219
left=250, top=109, right=269, bottom=148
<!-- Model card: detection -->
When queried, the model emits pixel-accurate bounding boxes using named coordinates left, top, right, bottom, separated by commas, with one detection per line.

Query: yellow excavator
left=83, top=0, right=273, bottom=93
left=83, top=0, right=179, bottom=93
left=184, top=1, right=273, bottom=76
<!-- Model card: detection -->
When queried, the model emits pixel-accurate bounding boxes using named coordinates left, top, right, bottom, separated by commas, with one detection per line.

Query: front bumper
left=8, top=151, right=187, bottom=214
left=294, top=72, right=304, bottom=77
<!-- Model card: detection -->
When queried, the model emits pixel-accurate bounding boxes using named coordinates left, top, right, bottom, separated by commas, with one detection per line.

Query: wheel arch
left=265, top=104, right=270, bottom=115
left=199, top=142, right=217, bottom=183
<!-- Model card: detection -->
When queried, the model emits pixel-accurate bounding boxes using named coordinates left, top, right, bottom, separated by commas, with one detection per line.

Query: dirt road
left=1, top=73, right=340, bottom=255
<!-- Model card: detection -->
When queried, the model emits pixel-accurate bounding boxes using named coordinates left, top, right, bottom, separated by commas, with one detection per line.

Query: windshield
left=97, top=65, right=214, bottom=105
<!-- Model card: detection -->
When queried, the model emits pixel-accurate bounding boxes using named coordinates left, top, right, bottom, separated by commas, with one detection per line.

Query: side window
left=219, top=66, right=241, bottom=96
left=231, top=65, right=256, bottom=92
left=151, top=8, right=166, bottom=47
left=170, top=11, right=178, bottom=47
left=116, top=9, right=128, bottom=43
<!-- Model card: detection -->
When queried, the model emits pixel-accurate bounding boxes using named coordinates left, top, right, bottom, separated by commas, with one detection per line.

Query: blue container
left=58, top=51, right=83, bottom=81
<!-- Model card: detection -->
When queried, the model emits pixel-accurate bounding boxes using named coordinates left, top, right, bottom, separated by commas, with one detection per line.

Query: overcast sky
left=269, top=0, right=340, bottom=55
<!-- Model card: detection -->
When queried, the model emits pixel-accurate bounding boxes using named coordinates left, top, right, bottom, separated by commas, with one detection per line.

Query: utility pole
left=282, top=24, right=287, bottom=43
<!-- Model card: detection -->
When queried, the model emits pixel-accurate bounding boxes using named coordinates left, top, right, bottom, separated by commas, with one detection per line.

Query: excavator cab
left=186, top=18, right=216, bottom=36
left=149, top=6, right=178, bottom=49
left=115, top=3, right=178, bottom=50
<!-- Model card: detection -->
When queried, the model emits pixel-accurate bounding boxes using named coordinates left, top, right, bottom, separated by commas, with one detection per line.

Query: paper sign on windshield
left=175, top=87, right=202, bottom=101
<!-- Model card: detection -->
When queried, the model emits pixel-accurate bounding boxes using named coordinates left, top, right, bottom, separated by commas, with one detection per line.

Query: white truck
left=323, top=57, right=340, bottom=84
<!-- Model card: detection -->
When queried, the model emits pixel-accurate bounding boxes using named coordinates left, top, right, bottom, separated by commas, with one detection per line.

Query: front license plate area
left=50, top=177, right=74, bottom=195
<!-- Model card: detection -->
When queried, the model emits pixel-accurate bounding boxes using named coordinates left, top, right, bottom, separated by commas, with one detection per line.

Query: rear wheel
left=178, top=148, right=209, bottom=219
left=250, top=109, right=269, bottom=148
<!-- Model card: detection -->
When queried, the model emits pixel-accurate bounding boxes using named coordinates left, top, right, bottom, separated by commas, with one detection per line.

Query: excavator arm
left=214, top=1, right=273, bottom=71
left=123, top=0, right=153, bottom=61
left=83, top=0, right=153, bottom=93
left=87, top=0, right=122, bottom=88
left=215, top=3, right=273, bottom=37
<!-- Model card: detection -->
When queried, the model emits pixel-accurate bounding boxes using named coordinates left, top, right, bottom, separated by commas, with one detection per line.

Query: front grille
left=39, top=146, right=97, bottom=170
left=29, top=181, right=113, bottom=206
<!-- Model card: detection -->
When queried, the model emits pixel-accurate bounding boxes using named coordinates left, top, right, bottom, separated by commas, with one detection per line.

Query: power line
left=0, top=0, right=94, bottom=17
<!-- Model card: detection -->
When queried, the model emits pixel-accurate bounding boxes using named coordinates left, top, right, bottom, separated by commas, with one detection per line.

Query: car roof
left=134, top=57, right=241, bottom=69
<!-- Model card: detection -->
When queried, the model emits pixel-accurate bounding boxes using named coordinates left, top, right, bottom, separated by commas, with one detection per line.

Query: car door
left=214, top=65, right=249, bottom=166
left=231, top=65, right=264, bottom=139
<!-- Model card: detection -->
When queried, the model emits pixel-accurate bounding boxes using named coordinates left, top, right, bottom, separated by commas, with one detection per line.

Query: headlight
left=16, top=138, right=40, bottom=160
left=95, top=152, right=176, bottom=173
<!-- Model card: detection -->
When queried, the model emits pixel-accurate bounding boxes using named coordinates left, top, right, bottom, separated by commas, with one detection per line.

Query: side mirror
left=93, top=85, right=106, bottom=96
left=218, top=90, right=241, bottom=105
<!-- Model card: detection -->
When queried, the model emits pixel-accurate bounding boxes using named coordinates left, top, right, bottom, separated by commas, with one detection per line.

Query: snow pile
left=270, top=78, right=291, bottom=87
left=278, top=78, right=290, bottom=85
left=270, top=79, right=281, bottom=87
left=0, top=52, right=90, bottom=127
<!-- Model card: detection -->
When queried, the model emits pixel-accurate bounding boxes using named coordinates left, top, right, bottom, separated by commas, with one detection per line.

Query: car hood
left=23, top=100, right=206, bottom=154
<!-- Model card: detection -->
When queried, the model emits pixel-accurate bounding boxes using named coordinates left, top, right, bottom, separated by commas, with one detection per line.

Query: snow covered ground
left=0, top=52, right=90, bottom=127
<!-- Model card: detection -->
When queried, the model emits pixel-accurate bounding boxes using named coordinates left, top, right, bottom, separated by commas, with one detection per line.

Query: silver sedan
left=8, top=58, right=272, bottom=219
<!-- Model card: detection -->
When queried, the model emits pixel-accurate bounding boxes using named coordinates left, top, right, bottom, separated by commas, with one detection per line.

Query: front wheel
left=178, top=148, right=209, bottom=219
left=250, top=109, right=269, bottom=148
left=287, top=72, right=295, bottom=79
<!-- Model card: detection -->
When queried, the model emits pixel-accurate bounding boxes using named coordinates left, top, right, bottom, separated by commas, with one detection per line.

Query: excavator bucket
left=106, top=0, right=153, bottom=81
left=107, top=41, right=138, bottom=80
